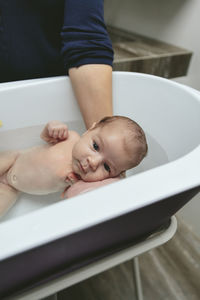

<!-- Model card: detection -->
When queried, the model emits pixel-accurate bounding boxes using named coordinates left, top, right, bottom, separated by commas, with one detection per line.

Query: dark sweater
left=0, top=0, right=113, bottom=83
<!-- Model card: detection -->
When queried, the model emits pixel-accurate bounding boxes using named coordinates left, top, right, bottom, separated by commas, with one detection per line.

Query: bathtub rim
left=0, top=72, right=200, bottom=260
left=1, top=71, right=200, bottom=131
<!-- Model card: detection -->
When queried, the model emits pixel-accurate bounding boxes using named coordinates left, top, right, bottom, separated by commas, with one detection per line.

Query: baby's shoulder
left=68, top=130, right=80, bottom=142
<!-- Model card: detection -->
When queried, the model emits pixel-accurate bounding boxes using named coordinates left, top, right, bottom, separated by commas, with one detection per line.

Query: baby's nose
left=88, top=155, right=102, bottom=171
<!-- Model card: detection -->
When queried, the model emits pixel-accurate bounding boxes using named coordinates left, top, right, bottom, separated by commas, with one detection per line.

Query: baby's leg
left=0, top=183, right=20, bottom=218
left=0, top=151, right=20, bottom=217
left=0, top=150, right=19, bottom=175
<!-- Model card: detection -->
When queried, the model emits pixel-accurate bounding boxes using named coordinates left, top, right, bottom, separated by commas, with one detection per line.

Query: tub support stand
left=133, top=257, right=144, bottom=300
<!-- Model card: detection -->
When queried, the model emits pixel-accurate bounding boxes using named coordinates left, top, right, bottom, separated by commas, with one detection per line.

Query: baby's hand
left=65, top=172, right=80, bottom=185
left=40, top=121, right=68, bottom=144
left=60, top=172, right=81, bottom=198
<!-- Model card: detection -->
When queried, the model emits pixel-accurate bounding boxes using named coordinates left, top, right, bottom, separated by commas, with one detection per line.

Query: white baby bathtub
left=0, top=72, right=200, bottom=298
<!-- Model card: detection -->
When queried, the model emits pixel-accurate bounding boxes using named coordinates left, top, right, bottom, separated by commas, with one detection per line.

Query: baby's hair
left=96, top=115, right=148, bottom=167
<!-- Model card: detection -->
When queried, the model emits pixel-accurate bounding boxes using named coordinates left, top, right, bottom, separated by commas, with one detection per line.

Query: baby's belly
left=6, top=147, right=69, bottom=195
left=7, top=168, right=68, bottom=195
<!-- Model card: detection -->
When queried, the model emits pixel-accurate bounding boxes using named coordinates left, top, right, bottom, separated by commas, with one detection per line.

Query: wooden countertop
left=109, top=26, right=192, bottom=78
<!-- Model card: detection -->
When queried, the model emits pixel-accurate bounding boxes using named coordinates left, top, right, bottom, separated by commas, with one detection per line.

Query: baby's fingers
left=46, top=121, right=68, bottom=141
left=58, top=128, right=68, bottom=140
left=51, top=128, right=59, bottom=139
left=47, top=124, right=55, bottom=138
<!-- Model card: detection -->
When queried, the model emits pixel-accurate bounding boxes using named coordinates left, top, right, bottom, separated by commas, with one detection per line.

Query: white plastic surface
left=0, top=72, right=199, bottom=260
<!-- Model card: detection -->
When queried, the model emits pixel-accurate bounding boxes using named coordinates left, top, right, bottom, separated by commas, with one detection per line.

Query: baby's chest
left=14, top=147, right=71, bottom=179
left=46, top=156, right=70, bottom=179
left=46, top=148, right=72, bottom=179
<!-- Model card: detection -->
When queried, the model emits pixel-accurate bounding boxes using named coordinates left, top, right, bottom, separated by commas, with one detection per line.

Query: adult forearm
left=69, top=64, right=113, bottom=129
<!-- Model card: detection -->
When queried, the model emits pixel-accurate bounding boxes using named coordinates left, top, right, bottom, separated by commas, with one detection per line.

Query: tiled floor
left=58, top=217, right=200, bottom=300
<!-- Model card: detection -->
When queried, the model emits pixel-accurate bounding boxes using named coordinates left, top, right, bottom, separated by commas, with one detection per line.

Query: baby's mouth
left=74, top=173, right=81, bottom=180
left=79, top=161, right=86, bottom=174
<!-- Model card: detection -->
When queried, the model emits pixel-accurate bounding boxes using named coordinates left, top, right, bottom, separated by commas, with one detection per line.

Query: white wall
left=105, top=0, right=200, bottom=90
left=105, top=0, right=200, bottom=237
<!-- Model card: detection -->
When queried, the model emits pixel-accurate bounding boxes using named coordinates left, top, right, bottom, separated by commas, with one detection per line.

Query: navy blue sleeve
left=61, top=0, right=114, bottom=72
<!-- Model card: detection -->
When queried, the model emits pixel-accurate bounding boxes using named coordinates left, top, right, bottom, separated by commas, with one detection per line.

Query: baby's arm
left=40, top=121, right=69, bottom=144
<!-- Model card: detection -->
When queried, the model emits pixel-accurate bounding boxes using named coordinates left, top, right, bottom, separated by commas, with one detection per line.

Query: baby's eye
left=104, top=163, right=110, bottom=173
left=93, top=141, right=99, bottom=151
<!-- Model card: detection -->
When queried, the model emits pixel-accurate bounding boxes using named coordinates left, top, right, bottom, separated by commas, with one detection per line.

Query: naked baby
left=0, top=116, right=148, bottom=217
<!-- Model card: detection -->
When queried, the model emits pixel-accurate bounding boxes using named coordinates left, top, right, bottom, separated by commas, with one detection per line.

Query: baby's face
left=72, top=124, right=133, bottom=182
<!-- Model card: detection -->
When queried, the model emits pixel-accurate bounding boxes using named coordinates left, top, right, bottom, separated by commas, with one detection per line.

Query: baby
left=0, top=116, right=148, bottom=217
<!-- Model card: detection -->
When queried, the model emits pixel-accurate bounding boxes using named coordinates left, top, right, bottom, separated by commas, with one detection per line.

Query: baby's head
left=72, top=116, right=148, bottom=182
